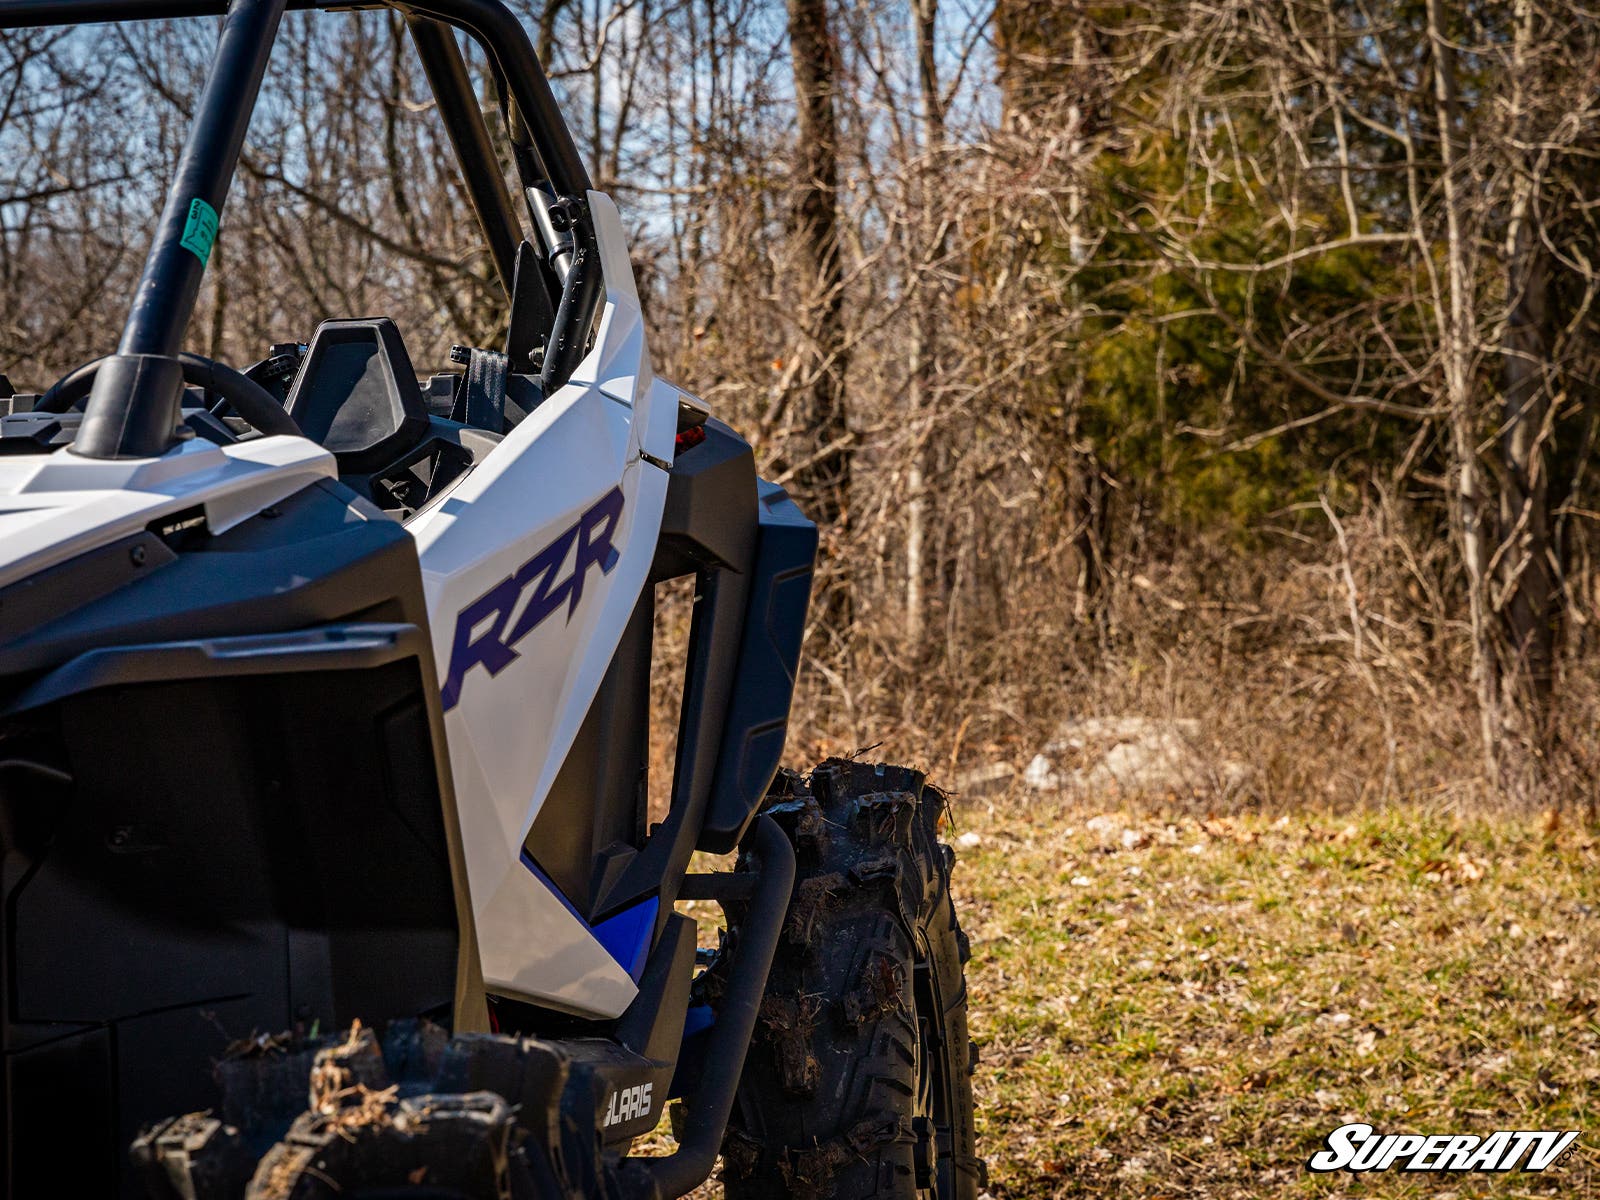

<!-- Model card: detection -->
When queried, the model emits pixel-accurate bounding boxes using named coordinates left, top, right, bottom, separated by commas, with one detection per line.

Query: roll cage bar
left=0, top=0, right=601, bottom=459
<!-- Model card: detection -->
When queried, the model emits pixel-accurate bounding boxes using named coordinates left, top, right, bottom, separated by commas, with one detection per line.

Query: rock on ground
left=1022, top=716, right=1249, bottom=797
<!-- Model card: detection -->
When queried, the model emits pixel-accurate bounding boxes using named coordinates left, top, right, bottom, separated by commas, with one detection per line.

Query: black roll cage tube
left=0, top=0, right=599, bottom=459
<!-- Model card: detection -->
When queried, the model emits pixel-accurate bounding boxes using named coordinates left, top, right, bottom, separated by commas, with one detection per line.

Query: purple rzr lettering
left=441, top=486, right=625, bottom=710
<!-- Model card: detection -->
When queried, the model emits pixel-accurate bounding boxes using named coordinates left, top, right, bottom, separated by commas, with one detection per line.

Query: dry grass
left=956, top=788, right=1600, bottom=1198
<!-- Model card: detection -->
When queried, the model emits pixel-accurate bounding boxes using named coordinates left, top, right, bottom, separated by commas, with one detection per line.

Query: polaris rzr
left=0, top=1, right=981, bottom=1196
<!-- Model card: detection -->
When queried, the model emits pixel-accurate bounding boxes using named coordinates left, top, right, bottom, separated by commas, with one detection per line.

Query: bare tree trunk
left=785, top=0, right=852, bottom=604
left=905, top=0, right=943, bottom=648
left=1497, top=0, right=1558, bottom=801
left=536, top=0, right=572, bottom=67
left=1427, top=0, right=1502, bottom=790
left=1061, top=21, right=1102, bottom=628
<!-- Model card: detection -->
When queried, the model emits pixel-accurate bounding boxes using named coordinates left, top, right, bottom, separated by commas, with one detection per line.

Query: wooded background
left=4, top=0, right=1599, bottom=810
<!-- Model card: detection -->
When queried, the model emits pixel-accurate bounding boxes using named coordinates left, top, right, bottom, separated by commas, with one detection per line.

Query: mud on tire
left=702, top=759, right=985, bottom=1199
left=132, top=1022, right=627, bottom=1200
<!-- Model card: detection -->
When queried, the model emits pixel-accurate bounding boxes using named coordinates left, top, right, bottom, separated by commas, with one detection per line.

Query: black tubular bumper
left=636, top=814, right=795, bottom=1197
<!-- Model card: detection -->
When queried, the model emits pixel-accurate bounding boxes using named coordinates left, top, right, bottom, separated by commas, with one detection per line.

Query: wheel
left=132, top=1023, right=621, bottom=1200
left=704, top=759, right=985, bottom=1199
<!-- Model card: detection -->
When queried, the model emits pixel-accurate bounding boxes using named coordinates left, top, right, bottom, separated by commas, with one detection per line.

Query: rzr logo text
left=442, top=487, right=625, bottom=710
left=1308, top=1123, right=1580, bottom=1173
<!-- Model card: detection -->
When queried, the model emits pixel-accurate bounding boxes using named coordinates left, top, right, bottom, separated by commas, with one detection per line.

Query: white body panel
left=407, top=193, right=679, bottom=1017
left=0, top=436, right=338, bottom=594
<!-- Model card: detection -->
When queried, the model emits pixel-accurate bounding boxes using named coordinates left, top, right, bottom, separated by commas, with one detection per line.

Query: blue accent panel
left=682, top=1003, right=715, bottom=1039
left=669, top=1004, right=717, bottom=1099
left=592, top=896, right=658, bottom=983
left=518, top=851, right=656, bottom=983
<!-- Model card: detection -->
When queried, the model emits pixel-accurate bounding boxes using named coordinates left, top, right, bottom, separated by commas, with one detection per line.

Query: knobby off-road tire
left=705, top=759, right=984, bottom=1199
left=132, top=1022, right=650, bottom=1200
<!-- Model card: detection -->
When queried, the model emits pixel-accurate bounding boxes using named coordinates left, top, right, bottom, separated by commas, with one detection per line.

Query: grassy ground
left=957, top=792, right=1600, bottom=1198
left=646, top=788, right=1600, bottom=1197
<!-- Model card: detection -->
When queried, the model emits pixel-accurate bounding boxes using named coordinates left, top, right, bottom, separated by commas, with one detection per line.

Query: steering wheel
left=37, top=351, right=301, bottom=439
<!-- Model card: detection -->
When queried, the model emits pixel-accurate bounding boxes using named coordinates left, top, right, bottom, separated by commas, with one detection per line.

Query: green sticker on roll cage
left=179, top=197, right=219, bottom=264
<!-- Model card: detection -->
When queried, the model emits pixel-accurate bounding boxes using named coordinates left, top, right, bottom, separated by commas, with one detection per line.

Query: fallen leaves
left=1200, top=815, right=1258, bottom=845
left=1353, top=1024, right=1385, bottom=1056
left=1420, top=852, right=1490, bottom=884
